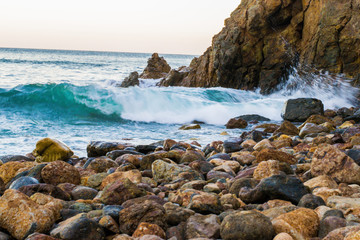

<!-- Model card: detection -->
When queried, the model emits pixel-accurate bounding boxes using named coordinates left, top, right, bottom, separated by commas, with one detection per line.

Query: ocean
left=0, top=48, right=358, bottom=157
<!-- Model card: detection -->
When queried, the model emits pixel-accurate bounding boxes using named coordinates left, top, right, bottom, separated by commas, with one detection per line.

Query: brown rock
left=99, top=178, right=146, bottom=205
left=254, top=123, right=280, bottom=133
left=226, top=117, right=247, bottom=129
left=253, top=160, right=282, bottom=180
left=274, top=121, right=299, bottom=136
left=140, top=53, right=171, bottom=79
left=188, top=191, right=223, bottom=215
left=304, top=175, right=338, bottom=191
left=299, top=123, right=329, bottom=138
left=118, top=200, right=166, bottom=235
left=273, top=233, right=295, bottom=240
left=272, top=208, right=320, bottom=240
left=253, top=139, right=274, bottom=151
left=100, top=170, right=142, bottom=189
left=0, top=161, right=37, bottom=184
left=322, top=226, right=360, bottom=240
left=86, top=157, right=118, bottom=173
left=0, top=189, right=62, bottom=240
left=159, top=0, right=360, bottom=94
left=120, top=71, right=139, bottom=87
left=132, top=222, right=166, bottom=239
left=99, top=215, right=120, bottom=233
left=311, top=144, right=360, bottom=184
left=25, top=233, right=60, bottom=240
left=18, top=183, right=71, bottom=201
left=220, top=210, right=275, bottom=240
left=164, top=202, right=195, bottom=226
left=41, top=160, right=80, bottom=185
left=255, top=148, right=296, bottom=164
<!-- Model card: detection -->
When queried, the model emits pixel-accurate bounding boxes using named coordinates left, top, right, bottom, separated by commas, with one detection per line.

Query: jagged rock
left=159, top=67, right=190, bottom=87
left=140, top=53, right=171, bottom=79
left=32, top=138, right=73, bottom=163
left=282, top=98, right=324, bottom=122
left=159, top=0, right=360, bottom=93
left=120, top=72, right=139, bottom=87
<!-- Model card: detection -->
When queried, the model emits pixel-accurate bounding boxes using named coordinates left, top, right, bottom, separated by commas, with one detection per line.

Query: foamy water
left=0, top=48, right=358, bottom=156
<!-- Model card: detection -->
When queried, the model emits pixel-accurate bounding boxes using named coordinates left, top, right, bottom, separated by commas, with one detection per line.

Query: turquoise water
left=0, top=48, right=358, bottom=156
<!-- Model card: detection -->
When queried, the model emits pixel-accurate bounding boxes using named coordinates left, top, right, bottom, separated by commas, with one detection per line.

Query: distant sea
left=0, top=48, right=357, bottom=156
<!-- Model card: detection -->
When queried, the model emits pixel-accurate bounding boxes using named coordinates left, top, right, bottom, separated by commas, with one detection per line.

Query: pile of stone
left=1, top=98, right=360, bottom=239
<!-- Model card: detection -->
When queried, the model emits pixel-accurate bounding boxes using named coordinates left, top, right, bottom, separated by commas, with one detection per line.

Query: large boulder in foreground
left=140, top=53, right=171, bottom=79
left=281, top=98, right=324, bottom=122
left=311, top=144, right=360, bottom=184
left=32, top=138, right=73, bottom=163
left=159, top=0, right=360, bottom=93
left=0, top=189, right=62, bottom=240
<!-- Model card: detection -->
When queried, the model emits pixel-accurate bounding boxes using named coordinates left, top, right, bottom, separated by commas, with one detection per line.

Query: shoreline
left=1, top=99, right=360, bottom=239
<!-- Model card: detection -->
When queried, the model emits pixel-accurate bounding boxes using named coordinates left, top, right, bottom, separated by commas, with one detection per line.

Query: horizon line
left=0, top=46, right=200, bottom=57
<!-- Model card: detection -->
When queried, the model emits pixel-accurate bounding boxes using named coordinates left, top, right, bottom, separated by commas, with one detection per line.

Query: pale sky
left=0, top=0, right=240, bottom=55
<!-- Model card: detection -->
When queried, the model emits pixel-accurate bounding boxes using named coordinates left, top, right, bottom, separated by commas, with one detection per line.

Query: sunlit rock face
left=160, top=0, right=360, bottom=94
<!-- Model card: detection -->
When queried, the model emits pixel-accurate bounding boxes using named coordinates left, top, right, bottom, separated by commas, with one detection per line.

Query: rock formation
left=160, top=0, right=360, bottom=93
left=120, top=72, right=139, bottom=87
left=140, top=53, right=171, bottom=79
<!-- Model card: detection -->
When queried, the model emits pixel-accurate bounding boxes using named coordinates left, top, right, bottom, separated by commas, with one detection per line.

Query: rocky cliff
left=160, top=0, right=360, bottom=94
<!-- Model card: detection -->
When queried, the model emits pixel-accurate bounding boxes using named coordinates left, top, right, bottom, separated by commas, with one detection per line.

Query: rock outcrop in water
left=140, top=53, right=171, bottom=79
left=159, top=0, right=360, bottom=93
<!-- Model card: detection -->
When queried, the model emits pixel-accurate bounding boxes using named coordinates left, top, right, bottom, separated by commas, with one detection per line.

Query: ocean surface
left=0, top=48, right=358, bottom=157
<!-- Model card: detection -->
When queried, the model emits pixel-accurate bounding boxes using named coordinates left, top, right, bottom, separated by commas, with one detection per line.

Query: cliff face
left=160, top=0, right=360, bottom=93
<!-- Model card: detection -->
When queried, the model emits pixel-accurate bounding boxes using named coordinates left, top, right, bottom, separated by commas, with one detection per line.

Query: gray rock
left=186, top=214, right=220, bottom=239
left=239, top=175, right=309, bottom=204
left=9, top=176, right=39, bottom=190
left=50, top=213, right=105, bottom=240
left=281, top=98, right=324, bottom=122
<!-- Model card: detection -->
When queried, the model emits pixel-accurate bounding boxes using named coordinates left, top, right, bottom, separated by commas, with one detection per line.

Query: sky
left=0, top=0, right=240, bottom=55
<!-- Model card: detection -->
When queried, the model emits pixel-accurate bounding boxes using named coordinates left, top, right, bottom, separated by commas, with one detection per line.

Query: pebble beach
left=1, top=99, right=360, bottom=240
